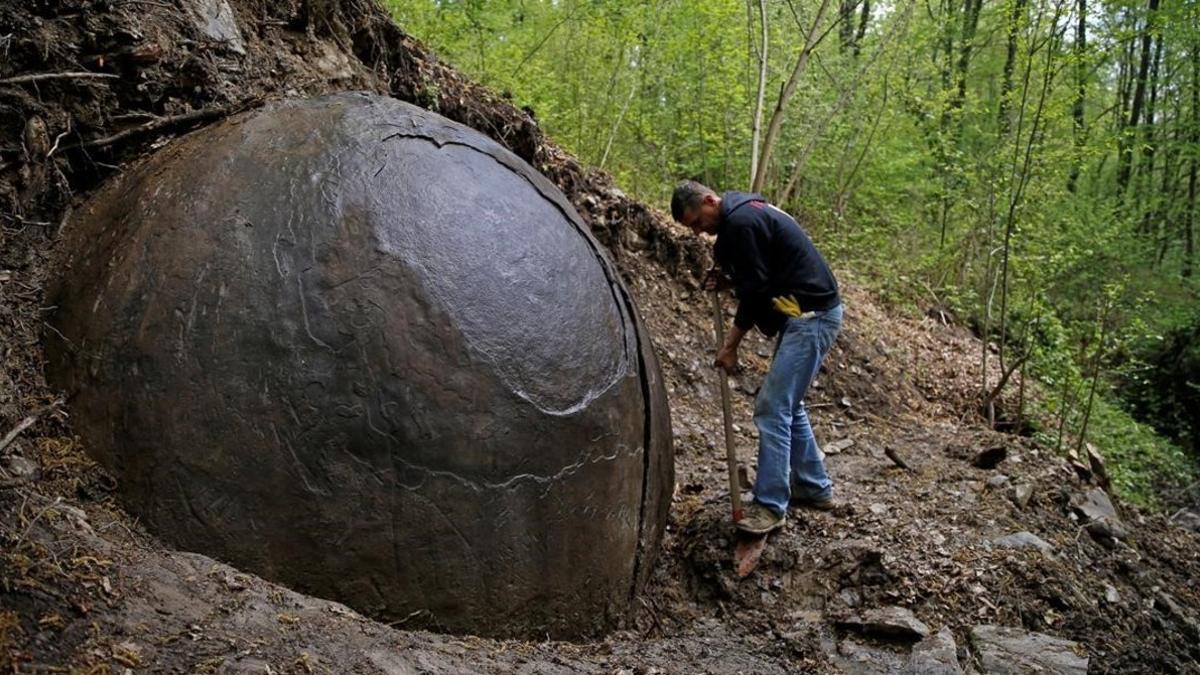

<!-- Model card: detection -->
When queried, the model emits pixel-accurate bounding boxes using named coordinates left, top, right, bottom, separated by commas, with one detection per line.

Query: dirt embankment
left=3, top=1, right=1200, bottom=673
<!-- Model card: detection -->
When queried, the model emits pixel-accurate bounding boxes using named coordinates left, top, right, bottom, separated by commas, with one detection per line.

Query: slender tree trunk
left=600, top=0, right=670, bottom=170
left=1139, top=32, right=1163, bottom=235
left=1055, top=371, right=1074, bottom=454
left=854, top=0, right=871, bottom=57
left=982, top=260, right=997, bottom=412
left=998, top=0, right=1028, bottom=137
left=1017, top=342, right=1028, bottom=431
left=1157, top=105, right=1182, bottom=263
left=1117, top=0, right=1160, bottom=197
left=752, top=0, right=834, bottom=193
left=997, top=4, right=1061, bottom=386
left=940, top=0, right=957, bottom=105
left=937, top=0, right=958, bottom=135
left=833, top=77, right=890, bottom=212
left=950, top=0, right=983, bottom=118
left=749, top=0, right=769, bottom=185
left=1188, top=160, right=1197, bottom=278
left=934, top=0, right=961, bottom=247
left=1117, top=16, right=1136, bottom=135
left=597, top=34, right=631, bottom=164
left=840, top=0, right=856, bottom=52
left=1076, top=299, right=1114, bottom=458
left=1068, top=0, right=1086, bottom=192
left=699, top=49, right=709, bottom=185
left=1187, top=37, right=1199, bottom=279
left=777, top=0, right=912, bottom=205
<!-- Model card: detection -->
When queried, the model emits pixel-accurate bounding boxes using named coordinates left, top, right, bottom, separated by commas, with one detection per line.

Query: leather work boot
left=737, top=502, right=786, bottom=535
left=791, top=494, right=836, bottom=511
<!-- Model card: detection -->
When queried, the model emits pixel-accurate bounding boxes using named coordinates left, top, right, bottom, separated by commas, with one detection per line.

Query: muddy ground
left=3, top=1, right=1200, bottom=672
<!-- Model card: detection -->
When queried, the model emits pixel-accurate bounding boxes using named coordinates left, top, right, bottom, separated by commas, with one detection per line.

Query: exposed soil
left=3, top=1, right=1200, bottom=673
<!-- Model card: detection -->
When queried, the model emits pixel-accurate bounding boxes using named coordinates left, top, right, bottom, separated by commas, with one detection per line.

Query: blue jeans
left=752, top=303, right=843, bottom=515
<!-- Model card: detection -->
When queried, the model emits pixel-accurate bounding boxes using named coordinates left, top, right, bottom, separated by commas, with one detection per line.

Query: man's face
left=679, top=194, right=720, bottom=236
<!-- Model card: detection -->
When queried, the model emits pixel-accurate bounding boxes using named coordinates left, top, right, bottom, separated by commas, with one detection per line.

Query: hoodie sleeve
left=721, top=213, right=773, bottom=331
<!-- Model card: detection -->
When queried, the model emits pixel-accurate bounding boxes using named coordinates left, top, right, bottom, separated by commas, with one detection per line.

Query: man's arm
left=720, top=213, right=772, bottom=361
left=723, top=215, right=772, bottom=330
left=714, top=322, right=748, bottom=374
left=711, top=208, right=772, bottom=372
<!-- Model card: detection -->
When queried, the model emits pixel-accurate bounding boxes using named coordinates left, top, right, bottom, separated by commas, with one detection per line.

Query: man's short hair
left=671, top=181, right=716, bottom=222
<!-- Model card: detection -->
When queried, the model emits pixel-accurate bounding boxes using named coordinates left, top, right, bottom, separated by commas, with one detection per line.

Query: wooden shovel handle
left=711, top=290, right=743, bottom=523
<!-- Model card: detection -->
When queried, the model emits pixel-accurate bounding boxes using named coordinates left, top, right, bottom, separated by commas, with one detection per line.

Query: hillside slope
left=2, top=1, right=1200, bottom=672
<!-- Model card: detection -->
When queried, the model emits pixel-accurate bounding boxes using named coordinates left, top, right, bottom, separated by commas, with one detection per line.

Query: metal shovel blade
left=733, top=532, right=769, bottom=578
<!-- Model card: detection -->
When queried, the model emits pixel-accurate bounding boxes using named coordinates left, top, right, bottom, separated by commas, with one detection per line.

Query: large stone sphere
left=46, top=93, right=673, bottom=638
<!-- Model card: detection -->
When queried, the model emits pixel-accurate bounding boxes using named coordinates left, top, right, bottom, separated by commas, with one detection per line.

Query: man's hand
left=714, top=344, right=739, bottom=374
left=702, top=268, right=729, bottom=292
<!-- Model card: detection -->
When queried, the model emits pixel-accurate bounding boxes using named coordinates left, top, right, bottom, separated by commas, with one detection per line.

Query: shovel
left=710, top=290, right=769, bottom=578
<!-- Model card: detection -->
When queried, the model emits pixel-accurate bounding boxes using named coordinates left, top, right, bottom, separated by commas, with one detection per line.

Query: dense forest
left=391, top=0, right=1200, bottom=505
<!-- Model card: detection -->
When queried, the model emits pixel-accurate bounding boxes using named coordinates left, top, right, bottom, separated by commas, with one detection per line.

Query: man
left=671, top=181, right=843, bottom=535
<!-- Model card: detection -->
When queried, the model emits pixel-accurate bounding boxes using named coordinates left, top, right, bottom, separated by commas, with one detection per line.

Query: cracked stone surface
left=908, top=627, right=962, bottom=674
left=970, top=625, right=1089, bottom=675
left=837, top=606, right=931, bottom=641
left=188, top=0, right=245, bottom=54
left=992, top=531, right=1055, bottom=556
left=44, top=93, right=673, bottom=639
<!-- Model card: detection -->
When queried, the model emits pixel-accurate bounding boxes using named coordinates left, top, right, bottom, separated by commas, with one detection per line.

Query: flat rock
left=1173, top=509, right=1200, bottom=533
left=1073, top=488, right=1128, bottom=543
left=826, top=438, right=856, bottom=455
left=908, top=627, right=962, bottom=674
left=1084, top=443, right=1109, bottom=488
left=1085, top=518, right=1130, bottom=542
left=186, top=0, right=246, bottom=54
left=838, top=606, right=930, bottom=641
left=970, top=625, right=1088, bottom=675
left=987, top=474, right=1010, bottom=489
left=992, top=531, right=1054, bottom=556
left=1073, top=488, right=1118, bottom=522
left=1009, top=483, right=1034, bottom=509
left=1, top=454, right=38, bottom=479
left=834, top=637, right=908, bottom=674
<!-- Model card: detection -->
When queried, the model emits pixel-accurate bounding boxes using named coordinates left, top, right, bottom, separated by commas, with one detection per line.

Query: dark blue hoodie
left=713, top=191, right=840, bottom=337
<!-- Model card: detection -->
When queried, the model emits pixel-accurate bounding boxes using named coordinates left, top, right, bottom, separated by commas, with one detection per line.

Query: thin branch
left=599, top=0, right=671, bottom=170
left=835, top=73, right=892, bottom=209
left=754, top=0, right=835, bottom=192
left=0, top=399, right=62, bottom=454
left=15, top=497, right=63, bottom=548
left=510, top=6, right=581, bottom=79
left=780, top=1, right=913, bottom=203
left=46, top=119, right=72, bottom=158
left=1075, top=297, right=1113, bottom=458
left=0, top=71, right=119, bottom=86
left=985, top=350, right=1031, bottom=404
left=69, top=103, right=244, bottom=150
left=749, top=0, right=769, bottom=184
